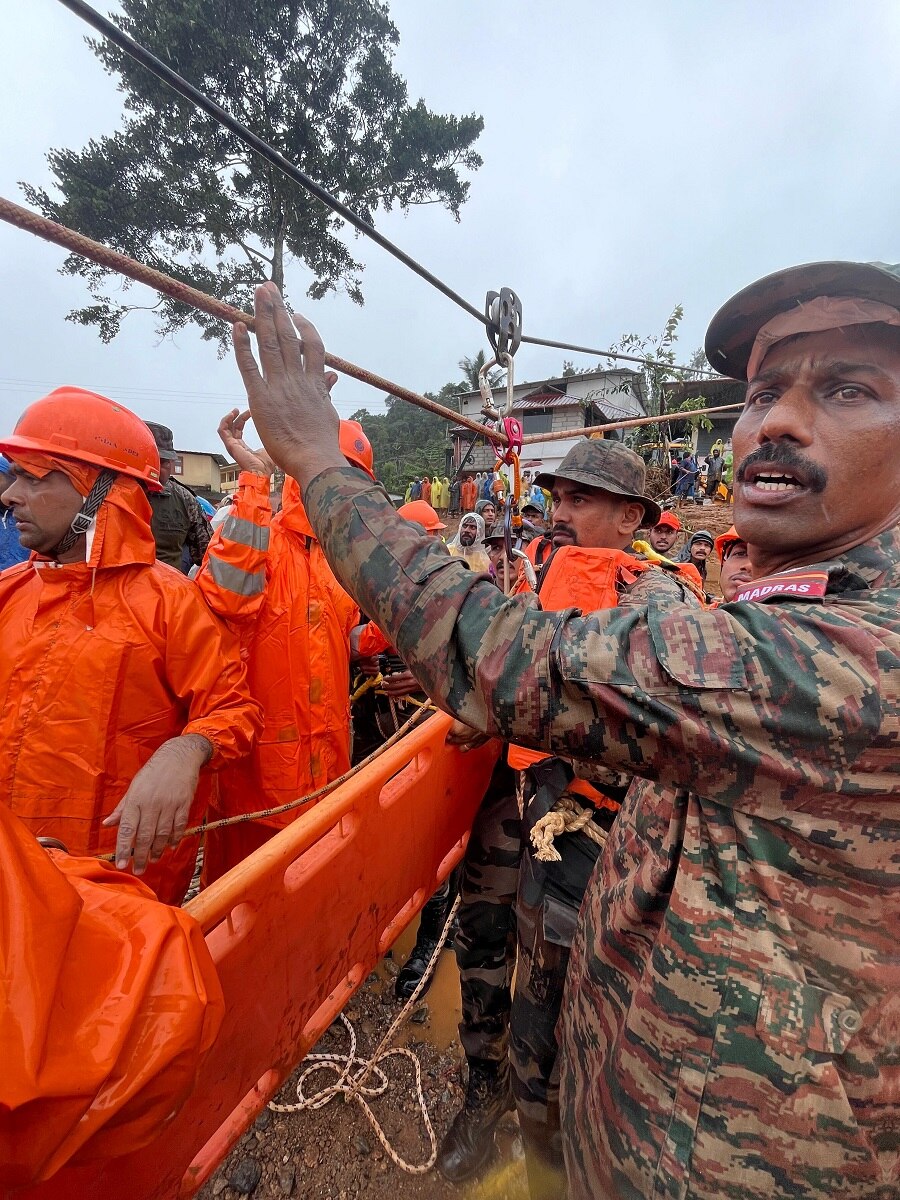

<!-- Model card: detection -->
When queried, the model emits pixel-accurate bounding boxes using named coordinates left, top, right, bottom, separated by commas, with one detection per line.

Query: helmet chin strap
left=53, top=469, right=117, bottom=558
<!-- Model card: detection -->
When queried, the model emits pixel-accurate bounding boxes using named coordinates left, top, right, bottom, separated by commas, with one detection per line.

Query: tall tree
left=23, top=0, right=483, bottom=349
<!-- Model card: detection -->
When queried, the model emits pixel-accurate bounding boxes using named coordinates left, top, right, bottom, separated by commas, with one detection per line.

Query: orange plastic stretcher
left=9, top=713, right=497, bottom=1200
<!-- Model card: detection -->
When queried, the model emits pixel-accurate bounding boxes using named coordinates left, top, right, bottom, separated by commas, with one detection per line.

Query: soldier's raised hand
left=233, top=283, right=343, bottom=489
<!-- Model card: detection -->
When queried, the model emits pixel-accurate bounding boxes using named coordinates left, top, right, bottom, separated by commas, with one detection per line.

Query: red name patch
left=735, top=570, right=829, bottom=603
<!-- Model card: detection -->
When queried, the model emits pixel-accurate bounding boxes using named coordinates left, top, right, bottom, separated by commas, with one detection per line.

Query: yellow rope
left=351, top=673, right=384, bottom=702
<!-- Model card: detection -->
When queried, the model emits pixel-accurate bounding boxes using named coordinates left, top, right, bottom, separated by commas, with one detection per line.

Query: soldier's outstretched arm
left=236, top=286, right=881, bottom=800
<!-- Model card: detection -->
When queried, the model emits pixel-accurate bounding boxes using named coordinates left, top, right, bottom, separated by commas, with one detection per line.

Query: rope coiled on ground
left=268, top=895, right=460, bottom=1174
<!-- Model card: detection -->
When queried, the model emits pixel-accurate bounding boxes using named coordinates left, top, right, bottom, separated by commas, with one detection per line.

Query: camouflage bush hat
left=705, top=261, right=900, bottom=381
left=534, top=440, right=661, bottom=527
left=144, top=421, right=179, bottom=462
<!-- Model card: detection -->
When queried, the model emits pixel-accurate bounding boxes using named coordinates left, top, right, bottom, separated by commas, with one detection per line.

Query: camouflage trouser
left=454, top=755, right=522, bottom=1062
left=511, top=773, right=606, bottom=1198
left=509, top=865, right=580, bottom=1195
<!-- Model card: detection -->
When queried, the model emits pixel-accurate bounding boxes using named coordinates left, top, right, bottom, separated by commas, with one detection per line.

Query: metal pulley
left=485, top=288, right=522, bottom=361
left=479, top=287, right=522, bottom=422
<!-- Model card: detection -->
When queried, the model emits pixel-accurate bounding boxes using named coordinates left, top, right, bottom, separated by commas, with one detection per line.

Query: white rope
left=269, top=894, right=460, bottom=1174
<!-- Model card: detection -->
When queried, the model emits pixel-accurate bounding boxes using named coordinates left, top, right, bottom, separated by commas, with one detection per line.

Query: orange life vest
left=507, top=546, right=651, bottom=811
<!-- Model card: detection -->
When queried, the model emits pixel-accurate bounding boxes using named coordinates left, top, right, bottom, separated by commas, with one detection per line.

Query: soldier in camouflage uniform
left=442, top=444, right=687, bottom=1192
left=507, top=445, right=692, bottom=1199
left=236, top=265, right=900, bottom=1200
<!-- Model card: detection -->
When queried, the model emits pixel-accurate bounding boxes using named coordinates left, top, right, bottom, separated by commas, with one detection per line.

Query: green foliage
left=458, top=349, right=501, bottom=392
left=585, top=306, right=717, bottom=451
left=604, top=304, right=686, bottom=420
left=673, top=393, right=714, bottom=433
left=351, top=385, right=453, bottom=494
left=23, top=0, right=483, bottom=351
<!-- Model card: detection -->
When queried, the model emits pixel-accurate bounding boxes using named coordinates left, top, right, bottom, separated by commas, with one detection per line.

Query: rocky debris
left=275, top=1163, right=295, bottom=1195
left=227, top=1156, right=261, bottom=1194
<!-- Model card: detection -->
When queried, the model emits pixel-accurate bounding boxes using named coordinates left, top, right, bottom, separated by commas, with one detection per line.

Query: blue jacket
left=0, top=507, right=28, bottom=572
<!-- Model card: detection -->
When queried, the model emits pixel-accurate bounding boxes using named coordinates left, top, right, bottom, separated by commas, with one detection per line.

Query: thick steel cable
left=520, top=333, right=722, bottom=378
left=54, top=0, right=731, bottom=382
left=0, top=196, right=741, bottom=443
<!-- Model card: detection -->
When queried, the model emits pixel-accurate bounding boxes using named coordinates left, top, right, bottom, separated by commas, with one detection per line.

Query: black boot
left=436, top=1057, right=513, bottom=1183
left=395, top=873, right=458, bottom=1001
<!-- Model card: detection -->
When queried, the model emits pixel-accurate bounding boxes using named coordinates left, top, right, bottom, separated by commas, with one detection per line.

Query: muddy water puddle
left=382, top=914, right=464, bottom=1052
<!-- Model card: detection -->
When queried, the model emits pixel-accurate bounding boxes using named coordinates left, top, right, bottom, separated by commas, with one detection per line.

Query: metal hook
left=480, top=354, right=517, bottom=422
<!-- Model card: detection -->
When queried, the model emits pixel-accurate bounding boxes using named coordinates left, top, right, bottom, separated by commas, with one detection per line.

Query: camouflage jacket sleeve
left=303, top=468, right=885, bottom=804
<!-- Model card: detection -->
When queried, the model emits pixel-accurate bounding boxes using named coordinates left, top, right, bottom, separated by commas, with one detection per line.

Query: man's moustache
left=736, top=443, right=827, bottom=492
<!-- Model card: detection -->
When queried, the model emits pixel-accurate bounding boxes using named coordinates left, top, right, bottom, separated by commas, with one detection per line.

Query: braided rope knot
left=530, top=793, right=607, bottom=862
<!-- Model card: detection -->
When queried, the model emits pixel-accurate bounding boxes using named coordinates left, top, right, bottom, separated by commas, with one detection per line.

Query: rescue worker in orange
left=196, top=406, right=375, bottom=881
left=0, top=388, right=261, bottom=904
left=0, top=802, right=224, bottom=1187
left=715, top=525, right=752, bottom=602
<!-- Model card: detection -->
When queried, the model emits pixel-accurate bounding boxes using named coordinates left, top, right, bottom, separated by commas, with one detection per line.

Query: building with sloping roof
left=451, top=367, right=647, bottom=477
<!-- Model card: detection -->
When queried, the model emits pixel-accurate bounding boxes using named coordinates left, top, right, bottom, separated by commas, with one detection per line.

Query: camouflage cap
left=144, top=420, right=179, bottom=462
left=705, top=261, right=900, bottom=381
left=534, top=440, right=661, bottom=527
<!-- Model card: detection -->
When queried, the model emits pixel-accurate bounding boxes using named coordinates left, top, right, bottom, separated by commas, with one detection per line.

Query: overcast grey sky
left=2, top=0, right=898, bottom=453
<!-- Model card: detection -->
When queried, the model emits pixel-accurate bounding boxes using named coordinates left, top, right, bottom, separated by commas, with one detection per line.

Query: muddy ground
left=199, top=923, right=528, bottom=1200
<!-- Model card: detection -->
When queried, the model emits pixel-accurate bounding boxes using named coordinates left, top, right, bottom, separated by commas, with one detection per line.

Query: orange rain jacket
left=0, top=803, right=223, bottom=1187
left=0, top=465, right=261, bottom=904
left=196, top=473, right=359, bottom=877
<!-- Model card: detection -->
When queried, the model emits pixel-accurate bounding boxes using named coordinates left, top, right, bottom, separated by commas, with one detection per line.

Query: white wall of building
left=455, top=369, right=645, bottom=476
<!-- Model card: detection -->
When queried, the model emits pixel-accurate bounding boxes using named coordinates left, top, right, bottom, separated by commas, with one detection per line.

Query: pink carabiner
left=500, top=416, right=523, bottom=462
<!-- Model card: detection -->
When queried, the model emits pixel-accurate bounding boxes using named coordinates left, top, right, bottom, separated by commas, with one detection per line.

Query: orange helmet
left=0, top=387, right=163, bottom=492
left=715, top=525, right=744, bottom=562
left=398, top=499, right=446, bottom=532
left=338, top=420, right=375, bottom=480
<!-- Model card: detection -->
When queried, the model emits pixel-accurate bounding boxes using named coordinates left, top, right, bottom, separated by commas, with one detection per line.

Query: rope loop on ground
left=269, top=894, right=460, bottom=1174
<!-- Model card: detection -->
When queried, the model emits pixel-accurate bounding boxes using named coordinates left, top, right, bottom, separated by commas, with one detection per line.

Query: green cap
left=705, top=261, right=900, bottom=381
